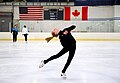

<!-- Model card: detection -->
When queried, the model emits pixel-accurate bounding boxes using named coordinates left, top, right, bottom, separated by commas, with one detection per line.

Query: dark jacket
left=58, top=25, right=76, bottom=48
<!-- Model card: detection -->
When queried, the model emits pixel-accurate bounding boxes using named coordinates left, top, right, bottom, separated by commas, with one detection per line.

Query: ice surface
left=0, top=41, right=120, bottom=83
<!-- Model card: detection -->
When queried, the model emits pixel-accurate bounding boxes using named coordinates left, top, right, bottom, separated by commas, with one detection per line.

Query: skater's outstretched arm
left=64, top=25, right=76, bottom=32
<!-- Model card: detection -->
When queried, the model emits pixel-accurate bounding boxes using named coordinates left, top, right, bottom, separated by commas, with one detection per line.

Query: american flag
left=19, top=6, right=43, bottom=20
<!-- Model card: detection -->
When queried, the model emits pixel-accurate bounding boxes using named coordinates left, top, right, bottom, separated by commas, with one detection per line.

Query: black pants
left=23, top=34, right=28, bottom=41
left=44, top=45, right=76, bottom=73
left=13, top=34, right=17, bottom=42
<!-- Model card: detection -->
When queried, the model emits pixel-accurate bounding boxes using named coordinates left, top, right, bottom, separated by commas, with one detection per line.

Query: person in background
left=22, top=25, right=28, bottom=43
left=11, top=25, right=18, bottom=43
left=39, top=25, right=76, bottom=79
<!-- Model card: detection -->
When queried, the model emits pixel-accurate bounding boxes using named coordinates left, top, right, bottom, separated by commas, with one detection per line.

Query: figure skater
left=39, top=25, right=76, bottom=79
left=22, top=25, right=28, bottom=43
left=11, top=25, right=18, bottom=43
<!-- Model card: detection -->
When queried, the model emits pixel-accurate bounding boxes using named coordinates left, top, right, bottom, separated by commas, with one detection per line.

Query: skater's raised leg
left=39, top=48, right=68, bottom=68
left=44, top=48, right=68, bottom=64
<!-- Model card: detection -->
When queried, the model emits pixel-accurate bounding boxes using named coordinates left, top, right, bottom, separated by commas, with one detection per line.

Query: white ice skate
left=39, top=60, right=45, bottom=68
left=61, top=73, right=67, bottom=79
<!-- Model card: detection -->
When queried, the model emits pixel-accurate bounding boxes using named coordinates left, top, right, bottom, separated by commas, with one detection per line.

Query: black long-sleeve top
left=58, top=25, right=76, bottom=48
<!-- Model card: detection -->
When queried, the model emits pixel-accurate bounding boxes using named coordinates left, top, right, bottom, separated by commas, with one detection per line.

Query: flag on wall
left=19, top=6, right=43, bottom=20
left=64, top=6, right=88, bottom=20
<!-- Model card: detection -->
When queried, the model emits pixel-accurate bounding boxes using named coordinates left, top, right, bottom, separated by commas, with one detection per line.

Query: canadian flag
left=64, top=6, right=88, bottom=20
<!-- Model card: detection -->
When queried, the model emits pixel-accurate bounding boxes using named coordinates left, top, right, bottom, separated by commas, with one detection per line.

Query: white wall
left=19, top=21, right=93, bottom=32
left=114, top=5, right=120, bottom=17
left=88, top=6, right=114, bottom=20
left=19, top=20, right=114, bottom=32
left=114, top=5, right=120, bottom=32
left=14, top=6, right=19, bottom=19
left=0, top=6, right=12, bottom=12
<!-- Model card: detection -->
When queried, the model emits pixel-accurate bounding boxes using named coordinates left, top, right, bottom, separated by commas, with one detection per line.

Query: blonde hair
left=45, top=37, right=54, bottom=43
left=45, top=28, right=59, bottom=43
